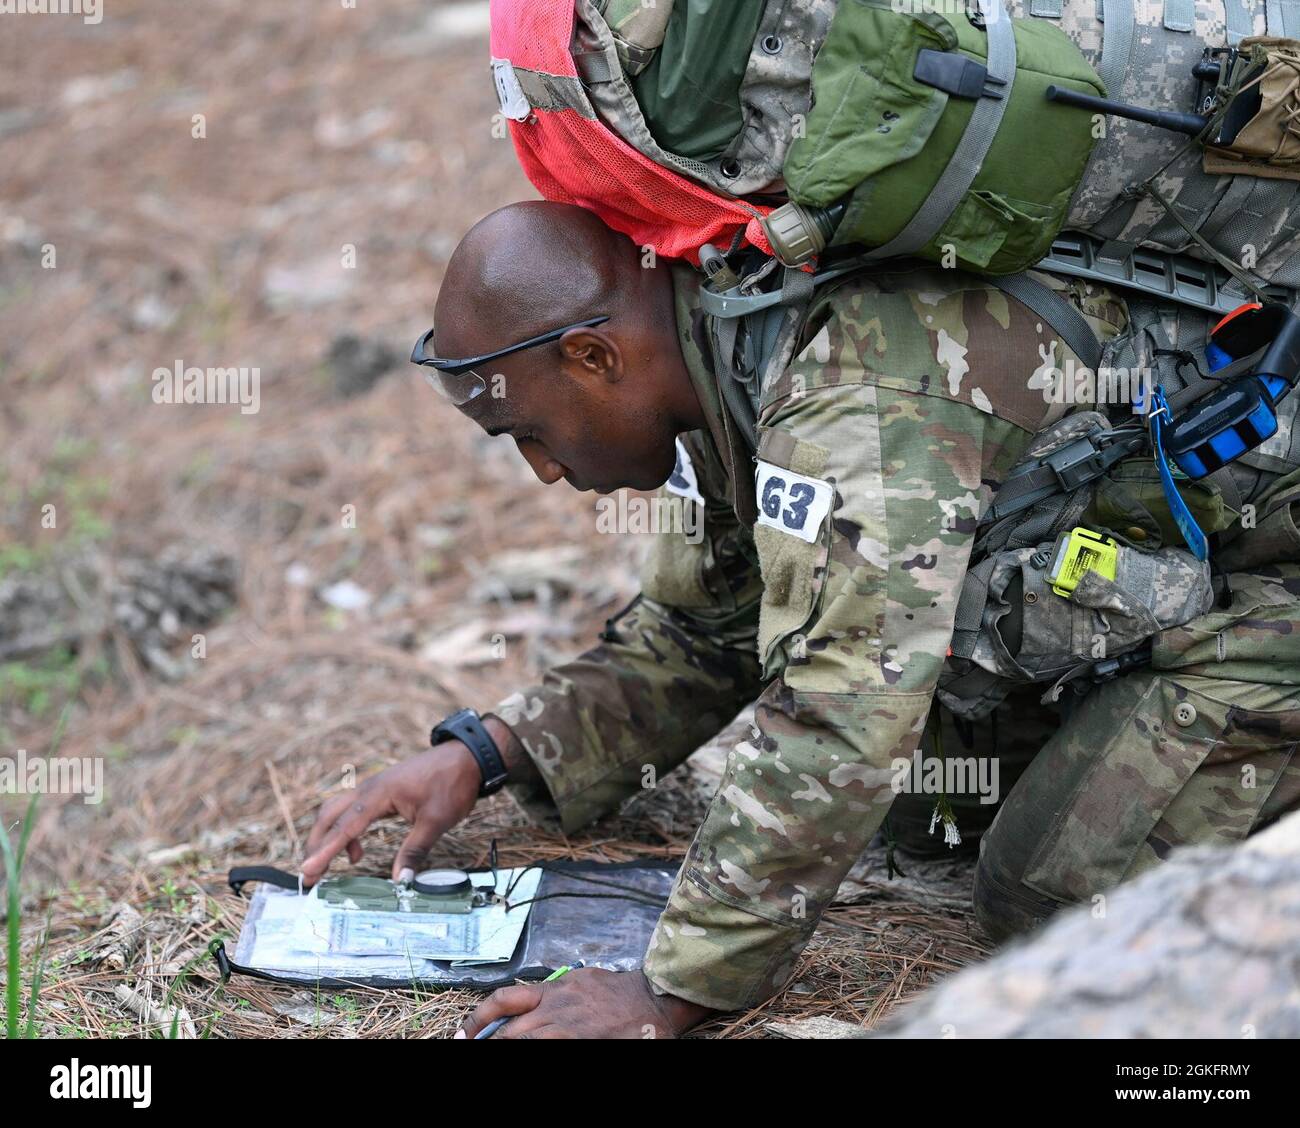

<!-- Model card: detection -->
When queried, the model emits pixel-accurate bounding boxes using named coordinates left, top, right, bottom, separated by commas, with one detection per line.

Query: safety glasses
left=410, top=316, right=611, bottom=405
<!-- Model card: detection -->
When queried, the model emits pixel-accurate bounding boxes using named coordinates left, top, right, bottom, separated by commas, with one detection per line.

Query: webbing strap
left=573, top=50, right=617, bottom=84
left=983, top=429, right=1147, bottom=523
left=1029, top=0, right=1062, bottom=16
left=952, top=556, right=996, bottom=642
left=1224, top=0, right=1255, bottom=44
left=865, top=0, right=1016, bottom=261
left=1268, top=0, right=1300, bottom=36
left=1162, top=0, right=1194, bottom=32
left=989, top=271, right=1104, bottom=370
left=1097, top=0, right=1134, bottom=97
left=512, top=67, right=597, bottom=117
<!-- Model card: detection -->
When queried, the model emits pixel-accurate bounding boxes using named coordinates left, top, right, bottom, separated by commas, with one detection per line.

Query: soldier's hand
left=455, top=968, right=715, bottom=1040
left=300, top=740, right=482, bottom=885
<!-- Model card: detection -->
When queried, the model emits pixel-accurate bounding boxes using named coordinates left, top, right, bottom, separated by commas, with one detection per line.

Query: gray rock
left=326, top=334, right=399, bottom=399
left=880, top=812, right=1300, bottom=1038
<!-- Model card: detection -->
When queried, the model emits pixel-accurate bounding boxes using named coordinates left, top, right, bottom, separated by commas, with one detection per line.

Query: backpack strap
left=1097, top=0, right=1135, bottom=98
left=988, top=269, right=1104, bottom=369
left=1224, top=0, right=1256, bottom=45
left=1268, top=0, right=1300, bottom=37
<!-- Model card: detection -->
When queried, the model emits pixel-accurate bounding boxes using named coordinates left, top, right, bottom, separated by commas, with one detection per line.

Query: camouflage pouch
left=1214, top=470, right=1300, bottom=572
left=968, top=539, right=1213, bottom=687
left=1202, top=37, right=1300, bottom=181
left=1085, top=457, right=1238, bottom=550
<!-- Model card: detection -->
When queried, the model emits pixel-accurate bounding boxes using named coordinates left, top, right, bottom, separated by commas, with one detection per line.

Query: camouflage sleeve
left=642, top=277, right=1044, bottom=1012
left=493, top=435, right=765, bottom=833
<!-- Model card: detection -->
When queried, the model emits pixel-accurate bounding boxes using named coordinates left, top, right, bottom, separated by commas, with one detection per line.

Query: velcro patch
left=755, top=460, right=833, bottom=543
left=491, top=58, right=531, bottom=122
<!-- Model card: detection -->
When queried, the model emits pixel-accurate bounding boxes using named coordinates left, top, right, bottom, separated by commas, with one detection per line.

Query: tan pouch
left=1203, top=37, right=1300, bottom=181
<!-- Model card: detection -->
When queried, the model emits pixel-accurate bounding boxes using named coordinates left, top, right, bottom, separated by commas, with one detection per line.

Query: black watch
left=431, top=708, right=508, bottom=796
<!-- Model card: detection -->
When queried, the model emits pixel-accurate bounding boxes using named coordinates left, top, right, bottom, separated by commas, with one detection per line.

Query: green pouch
left=1085, top=458, right=1238, bottom=550
left=782, top=0, right=1104, bottom=275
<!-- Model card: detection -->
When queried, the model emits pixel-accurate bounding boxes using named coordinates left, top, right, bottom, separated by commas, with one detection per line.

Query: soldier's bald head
left=422, top=200, right=703, bottom=496
left=433, top=201, right=642, bottom=357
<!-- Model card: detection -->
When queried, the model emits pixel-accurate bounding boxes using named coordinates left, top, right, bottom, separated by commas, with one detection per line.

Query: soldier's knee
left=973, top=833, right=1062, bottom=944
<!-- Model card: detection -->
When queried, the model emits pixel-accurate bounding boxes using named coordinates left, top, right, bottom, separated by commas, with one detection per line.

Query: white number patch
left=755, top=460, right=833, bottom=543
left=666, top=437, right=705, bottom=506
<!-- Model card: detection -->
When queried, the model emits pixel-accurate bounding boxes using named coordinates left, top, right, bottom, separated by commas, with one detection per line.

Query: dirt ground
left=0, top=0, right=987, bottom=1038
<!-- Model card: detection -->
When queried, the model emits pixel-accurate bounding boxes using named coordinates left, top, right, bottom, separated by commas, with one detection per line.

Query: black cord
left=505, top=890, right=666, bottom=912
left=500, top=861, right=668, bottom=912
left=1154, top=347, right=1220, bottom=386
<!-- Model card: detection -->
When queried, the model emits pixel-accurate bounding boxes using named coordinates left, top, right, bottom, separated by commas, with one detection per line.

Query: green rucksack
left=779, top=0, right=1105, bottom=276
left=593, top=0, right=1300, bottom=299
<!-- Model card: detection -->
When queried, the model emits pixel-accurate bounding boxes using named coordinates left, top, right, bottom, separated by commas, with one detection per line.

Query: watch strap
left=431, top=708, right=508, bottom=796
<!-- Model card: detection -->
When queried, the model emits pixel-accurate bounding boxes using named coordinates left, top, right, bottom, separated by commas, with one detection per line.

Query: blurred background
left=0, top=0, right=980, bottom=1037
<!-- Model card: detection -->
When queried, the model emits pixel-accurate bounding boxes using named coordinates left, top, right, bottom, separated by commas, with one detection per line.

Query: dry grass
left=0, top=0, right=989, bottom=1038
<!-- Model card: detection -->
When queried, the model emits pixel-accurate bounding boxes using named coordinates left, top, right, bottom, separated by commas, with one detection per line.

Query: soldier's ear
left=560, top=328, right=624, bottom=384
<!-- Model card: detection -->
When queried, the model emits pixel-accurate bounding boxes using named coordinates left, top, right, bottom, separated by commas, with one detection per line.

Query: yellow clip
left=1047, top=527, right=1118, bottom=598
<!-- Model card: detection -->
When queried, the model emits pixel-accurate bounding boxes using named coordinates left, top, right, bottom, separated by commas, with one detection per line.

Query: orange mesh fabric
left=490, top=0, right=771, bottom=265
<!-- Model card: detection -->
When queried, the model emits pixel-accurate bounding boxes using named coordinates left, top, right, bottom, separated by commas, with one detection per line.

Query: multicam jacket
left=493, top=262, right=1127, bottom=1011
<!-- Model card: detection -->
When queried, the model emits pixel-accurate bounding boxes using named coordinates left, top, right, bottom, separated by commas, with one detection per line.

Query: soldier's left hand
left=454, top=967, right=714, bottom=1039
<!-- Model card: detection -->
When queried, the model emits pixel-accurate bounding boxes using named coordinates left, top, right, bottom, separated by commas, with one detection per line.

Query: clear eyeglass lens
left=423, top=369, right=487, bottom=406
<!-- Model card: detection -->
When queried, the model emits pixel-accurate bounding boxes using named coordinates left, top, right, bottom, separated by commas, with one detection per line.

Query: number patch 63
left=755, top=460, right=834, bottom=544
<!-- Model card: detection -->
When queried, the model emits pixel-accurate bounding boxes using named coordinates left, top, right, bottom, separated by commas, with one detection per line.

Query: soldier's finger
left=301, top=799, right=379, bottom=883
left=303, top=792, right=354, bottom=858
left=457, top=984, right=544, bottom=1038
left=390, top=812, right=450, bottom=880
left=492, top=1013, right=557, bottom=1039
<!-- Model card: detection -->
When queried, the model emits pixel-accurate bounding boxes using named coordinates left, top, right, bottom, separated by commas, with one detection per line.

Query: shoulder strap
left=989, top=270, right=1103, bottom=370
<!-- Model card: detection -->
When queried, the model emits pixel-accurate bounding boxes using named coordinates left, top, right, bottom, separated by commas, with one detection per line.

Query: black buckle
left=1045, top=435, right=1108, bottom=492
left=914, top=49, right=1006, bottom=100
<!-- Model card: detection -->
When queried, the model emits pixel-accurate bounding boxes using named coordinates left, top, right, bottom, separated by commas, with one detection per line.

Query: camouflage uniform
left=491, top=262, right=1300, bottom=1010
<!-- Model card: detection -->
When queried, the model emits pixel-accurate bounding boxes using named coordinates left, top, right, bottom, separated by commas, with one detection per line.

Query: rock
left=880, top=811, right=1300, bottom=1038
left=0, top=546, right=237, bottom=681
left=130, top=294, right=178, bottom=332
left=326, top=334, right=399, bottom=399
left=470, top=546, right=592, bottom=603
left=313, top=108, right=395, bottom=150
left=145, top=843, right=198, bottom=868
left=262, top=257, right=353, bottom=310
left=0, top=108, right=41, bottom=140
left=60, top=69, right=138, bottom=107
left=768, top=1016, right=872, bottom=1040
left=319, top=580, right=372, bottom=612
